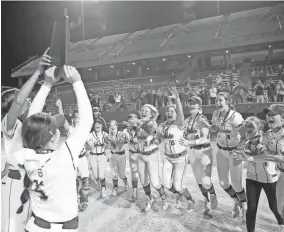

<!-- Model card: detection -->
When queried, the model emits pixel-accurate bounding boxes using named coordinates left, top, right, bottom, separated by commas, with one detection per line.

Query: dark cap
left=94, top=118, right=103, bottom=124
left=263, top=104, right=284, bottom=117
left=187, top=96, right=202, bottom=106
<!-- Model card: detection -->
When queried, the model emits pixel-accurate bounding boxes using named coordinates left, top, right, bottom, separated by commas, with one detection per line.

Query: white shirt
left=124, top=128, right=140, bottom=153
left=87, top=131, right=108, bottom=154
left=212, top=109, right=244, bottom=147
left=11, top=81, right=93, bottom=222
left=137, top=121, right=158, bottom=152
left=108, top=130, right=129, bottom=153
left=1, top=116, right=24, bottom=172
left=209, top=87, right=217, bottom=98
left=158, top=122, right=186, bottom=155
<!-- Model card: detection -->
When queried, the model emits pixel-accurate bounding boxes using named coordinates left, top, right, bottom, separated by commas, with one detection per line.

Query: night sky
left=1, top=1, right=276, bottom=87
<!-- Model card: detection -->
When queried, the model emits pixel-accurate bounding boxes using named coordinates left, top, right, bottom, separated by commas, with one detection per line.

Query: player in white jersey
left=134, top=104, right=167, bottom=212
left=86, top=118, right=109, bottom=198
left=106, top=120, right=129, bottom=195
left=1, top=48, right=50, bottom=232
left=232, top=116, right=284, bottom=232
left=123, top=113, right=140, bottom=201
left=11, top=65, right=93, bottom=232
left=157, top=86, right=195, bottom=211
left=211, top=92, right=247, bottom=219
left=180, top=96, right=218, bottom=215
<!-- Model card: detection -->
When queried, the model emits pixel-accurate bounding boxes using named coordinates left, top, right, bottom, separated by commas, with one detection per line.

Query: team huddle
left=1, top=50, right=284, bottom=232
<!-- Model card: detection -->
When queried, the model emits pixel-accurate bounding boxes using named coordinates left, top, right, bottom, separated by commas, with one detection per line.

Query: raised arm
left=56, top=98, right=70, bottom=132
left=28, top=66, right=59, bottom=117
left=168, top=86, right=184, bottom=128
left=6, top=48, right=51, bottom=130
left=64, top=66, right=94, bottom=158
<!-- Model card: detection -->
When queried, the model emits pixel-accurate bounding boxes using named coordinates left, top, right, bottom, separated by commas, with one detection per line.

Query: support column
left=137, top=64, right=142, bottom=77
left=18, top=77, right=24, bottom=88
left=268, top=45, right=273, bottom=61
left=94, top=69, right=98, bottom=81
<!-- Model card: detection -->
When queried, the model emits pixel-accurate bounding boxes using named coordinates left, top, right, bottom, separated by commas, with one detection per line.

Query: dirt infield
left=78, top=142, right=279, bottom=232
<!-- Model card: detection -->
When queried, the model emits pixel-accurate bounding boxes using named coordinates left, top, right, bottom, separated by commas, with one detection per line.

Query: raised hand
left=36, top=47, right=51, bottom=75
left=56, top=98, right=62, bottom=108
left=168, top=86, right=179, bottom=100
left=44, top=66, right=60, bottom=87
left=63, top=65, right=81, bottom=84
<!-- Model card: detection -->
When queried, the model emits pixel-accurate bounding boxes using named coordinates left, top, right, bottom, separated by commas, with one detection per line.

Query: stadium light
left=110, top=65, right=114, bottom=68
left=269, top=45, right=271, bottom=48
left=132, top=62, right=135, bottom=65
left=150, top=79, right=153, bottom=83
left=163, top=58, right=166, bottom=61
left=127, top=70, right=130, bottom=72
left=226, top=50, right=229, bottom=54
left=146, top=68, right=150, bottom=70
left=188, top=55, right=191, bottom=58
left=88, top=68, right=92, bottom=71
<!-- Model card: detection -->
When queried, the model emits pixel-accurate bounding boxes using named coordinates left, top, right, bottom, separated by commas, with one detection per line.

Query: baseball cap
left=263, top=104, right=284, bottom=117
left=128, top=113, right=138, bottom=119
left=22, top=113, right=66, bottom=149
left=93, top=107, right=100, bottom=112
left=165, top=104, right=177, bottom=112
left=187, top=96, right=202, bottom=106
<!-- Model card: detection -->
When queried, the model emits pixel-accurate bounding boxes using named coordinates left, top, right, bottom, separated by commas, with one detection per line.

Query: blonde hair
left=245, top=116, right=264, bottom=131
left=141, top=104, right=159, bottom=121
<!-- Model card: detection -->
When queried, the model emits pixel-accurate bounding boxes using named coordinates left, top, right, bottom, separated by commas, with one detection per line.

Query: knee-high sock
left=132, top=180, right=138, bottom=188
left=236, top=188, right=247, bottom=203
left=199, top=184, right=209, bottom=202
left=157, top=186, right=166, bottom=200
left=80, top=177, right=90, bottom=203
left=224, top=185, right=240, bottom=203
left=100, top=179, right=106, bottom=188
left=113, top=179, right=118, bottom=188
left=143, top=183, right=151, bottom=198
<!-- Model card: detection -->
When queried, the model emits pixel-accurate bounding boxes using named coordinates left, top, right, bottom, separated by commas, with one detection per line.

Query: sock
left=143, top=183, right=151, bottom=198
left=236, top=188, right=247, bottom=203
left=100, top=179, right=106, bottom=188
left=113, top=179, right=118, bottom=188
left=198, top=184, right=209, bottom=202
left=132, top=180, right=138, bottom=188
left=224, top=185, right=239, bottom=203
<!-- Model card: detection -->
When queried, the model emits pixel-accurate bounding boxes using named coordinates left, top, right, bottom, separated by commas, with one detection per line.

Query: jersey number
left=30, top=169, right=48, bottom=201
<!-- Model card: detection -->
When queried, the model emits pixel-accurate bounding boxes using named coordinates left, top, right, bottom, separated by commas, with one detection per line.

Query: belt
left=129, top=149, right=140, bottom=154
left=141, top=147, right=159, bottom=156
left=31, top=213, right=78, bottom=229
left=90, top=152, right=105, bottom=156
left=8, top=170, right=21, bottom=180
left=79, top=153, right=86, bottom=158
left=165, top=150, right=187, bottom=159
left=111, top=150, right=125, bottom=155
left=217, top=144, right=236, bottom=152
left=191, top=143, right=211, bottom=150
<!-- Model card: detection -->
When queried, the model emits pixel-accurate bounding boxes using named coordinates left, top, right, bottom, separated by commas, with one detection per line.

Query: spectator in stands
left=130, top=91, right=138, bottom=110
left=265, top=79, right=277, bottom=103
left=217, top=85, right=222, bottom=94
left=246, top=89, right=254, bottom=103
left=156, top=89, right=163, bottom=109
left=152, top=89, right=158, bottom=107
left=258, top=70, right=267, bottom=83
left=141, top=90, right=147, bottom=105
left=108, top=91, right=116, bottom=111
left=199, top=82, right=209, bottom=105
left=250, top=72, right=258, bottom=88
left=115, top=92, right=122, bottom=109
left=254, top=79, right=265, bottom=103
left=92, top=94, right=101, bottom=109
left=216, top=74, right=223, bottom=86
left=209, top=84, right=217, bottom=105
left=232, top=81, right=247, bottom=104
left=206, top=73, right=213, bottom=88
left=146, top=89, right=152, bottom=105
left=136, top=86, right=143, bottom=110
left=277, top=80, right=284, bottom=102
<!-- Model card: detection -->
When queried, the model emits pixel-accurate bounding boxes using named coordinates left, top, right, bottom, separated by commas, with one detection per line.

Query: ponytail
left=17, top=174, right=31, bottom=214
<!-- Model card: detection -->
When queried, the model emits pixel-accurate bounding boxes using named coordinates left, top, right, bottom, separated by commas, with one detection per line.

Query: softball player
left=232, top=116, right=284, bottom=232
left=13, top=65, right=93, bottom=232
left=134, top=104, right=167, bottom=212
left=1, top=48, right=50, bottom=232
left=107, top=120, right=129, bottom=196
left=123, top=113, right=141, bottom=201
left=179, top=96, right=218, bottom=214
left=157, top=86, right=195, bottom=211
left=211, top=92, right=247, bottom=218
left=86, top=118, right=109, bottom=198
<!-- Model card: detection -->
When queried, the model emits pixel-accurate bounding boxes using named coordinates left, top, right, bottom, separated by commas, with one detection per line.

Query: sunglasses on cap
left=187, top=98, right=201, bottom=105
